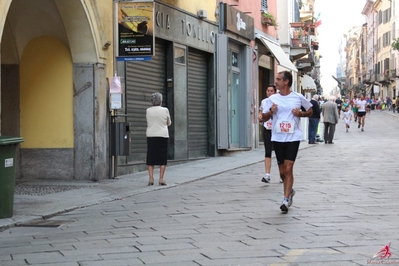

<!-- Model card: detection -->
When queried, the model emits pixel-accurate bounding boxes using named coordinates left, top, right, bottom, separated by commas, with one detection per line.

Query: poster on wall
left=116, top=1, right=154, bottom=60
left=109, top=76, right=122, bottom=94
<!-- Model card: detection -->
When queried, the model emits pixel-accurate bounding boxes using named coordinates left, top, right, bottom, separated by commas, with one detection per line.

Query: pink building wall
left=222, top=0, right=278, bottom=38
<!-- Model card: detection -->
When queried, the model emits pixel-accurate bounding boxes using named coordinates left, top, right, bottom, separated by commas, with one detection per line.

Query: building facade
left=1, top=0, right=309, bottom=181
left=115, top=1, right=219, bottom=176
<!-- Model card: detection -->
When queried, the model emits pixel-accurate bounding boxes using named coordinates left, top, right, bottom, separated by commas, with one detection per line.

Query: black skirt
left=146, top=137, right=168, bottom=165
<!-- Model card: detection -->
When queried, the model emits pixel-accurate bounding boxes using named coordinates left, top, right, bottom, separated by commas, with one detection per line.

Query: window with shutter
left=385, top=58, right=389, bottom=70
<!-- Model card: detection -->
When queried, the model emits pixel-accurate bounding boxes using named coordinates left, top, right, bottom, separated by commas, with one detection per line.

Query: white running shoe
left=280, top=198, right=289, bottom=212
left=261, top=174, right=270, bottom=183
left=279, top=178, right=283, bottom=183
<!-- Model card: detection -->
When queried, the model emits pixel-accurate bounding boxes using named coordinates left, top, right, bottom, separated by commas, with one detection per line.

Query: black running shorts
left=273, top=141, right=300, bottom=164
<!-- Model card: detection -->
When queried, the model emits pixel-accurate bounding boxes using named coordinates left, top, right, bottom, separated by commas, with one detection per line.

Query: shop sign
left=224, top=4, right=254, bottom=40
left=259, top=54, right=272, bottom=69
left=154, top=3, right=217, bottom=53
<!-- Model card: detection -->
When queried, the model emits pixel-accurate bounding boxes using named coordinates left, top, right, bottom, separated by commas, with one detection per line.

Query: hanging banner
left=116, top=1, right=154, bottom=58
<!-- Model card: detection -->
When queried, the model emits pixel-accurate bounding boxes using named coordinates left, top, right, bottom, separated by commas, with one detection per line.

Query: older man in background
left=322, top=98, right=339, bottom=144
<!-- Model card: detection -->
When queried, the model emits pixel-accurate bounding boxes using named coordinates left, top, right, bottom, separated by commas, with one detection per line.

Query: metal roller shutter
left=188, top=49, right=209, bottom=158
left=125, top=40, right=166, bottom=163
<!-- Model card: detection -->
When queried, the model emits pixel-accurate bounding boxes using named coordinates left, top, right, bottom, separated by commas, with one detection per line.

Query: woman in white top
left=258, top=85, right=277, bottom=183
left=146, top=92, right=172, bottom=186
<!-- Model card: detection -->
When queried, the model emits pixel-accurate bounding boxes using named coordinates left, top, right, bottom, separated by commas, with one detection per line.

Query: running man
left=262, top=71, right=313, bottom=213
left=356, top=94, right=367, bottom=132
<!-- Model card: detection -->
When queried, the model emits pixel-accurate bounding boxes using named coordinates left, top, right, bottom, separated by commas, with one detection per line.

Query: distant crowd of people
left=307, top=94, right=399, bottom=141
left=318, top=95, right=399, bottom=114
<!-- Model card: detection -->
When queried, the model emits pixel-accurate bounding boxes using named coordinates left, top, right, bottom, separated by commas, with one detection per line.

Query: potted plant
left=392, top=38, right=399, bottom=50
left=291, top=28, right=303, bottom=46
left=293, top=28, right=303, bottom=38
left=261, top=12, right=278, bottom=29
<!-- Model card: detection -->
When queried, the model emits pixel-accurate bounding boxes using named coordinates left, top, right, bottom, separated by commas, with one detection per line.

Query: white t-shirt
left=342, top=110, right=352, bottom=120
left=259, top=98, right=273, bottom=130
left=356, top=99, right=367, bottom=112
left=263, top=92, right=313, bottom=142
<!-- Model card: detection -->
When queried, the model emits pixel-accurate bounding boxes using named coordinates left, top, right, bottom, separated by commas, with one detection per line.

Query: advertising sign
left=117, top=1, right=154, bottom=58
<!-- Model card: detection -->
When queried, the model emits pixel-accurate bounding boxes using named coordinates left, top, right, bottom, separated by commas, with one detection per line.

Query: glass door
left=229, top=70, right=240, bottom=147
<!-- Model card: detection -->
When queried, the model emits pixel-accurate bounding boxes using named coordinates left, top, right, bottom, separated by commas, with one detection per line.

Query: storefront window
left=231, top=51, right=239, bottom=67
left=174, top=46, right=186, bottom=65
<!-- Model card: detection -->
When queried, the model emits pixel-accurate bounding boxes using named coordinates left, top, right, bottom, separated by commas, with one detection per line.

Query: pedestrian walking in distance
left=146, top=92, right=172, bottom=186
left=335, top=97, right=343, bottom=117
left=308, top=94, right=321, bottom=144
left=262, top=71, right=313, bottom=213
left=258, top=85, right=279, bottom=183
left=322, top=97, right=339, bottom=144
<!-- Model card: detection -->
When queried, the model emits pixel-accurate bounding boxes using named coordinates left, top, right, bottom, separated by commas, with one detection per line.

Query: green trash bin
left=0, top=136, right=24, bottom=219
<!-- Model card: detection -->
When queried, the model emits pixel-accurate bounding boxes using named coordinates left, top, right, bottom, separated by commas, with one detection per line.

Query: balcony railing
left=386, top=69, right=397, bottom=80
left=303, top=23, right=316, bottom=36
left=378, top=74, right=386, bottom=82
left=291, top=36, right=309, bottom=48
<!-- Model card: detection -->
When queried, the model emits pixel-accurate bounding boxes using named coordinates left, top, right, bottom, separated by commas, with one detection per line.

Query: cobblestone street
left=1, top=110, right=399, bottom=265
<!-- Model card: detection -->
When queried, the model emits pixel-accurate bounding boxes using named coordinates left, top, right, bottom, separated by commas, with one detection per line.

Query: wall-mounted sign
left=116, top=56, right=151, bottom=61
left=116, top=1, right=155, bottom=58
left=110, top=93, right=123, bottom=110
left=259, top=54, right=272, bottom=70
left=224, top=4, right=254, bottom=40
left=5, top=158, right=13, bottom=168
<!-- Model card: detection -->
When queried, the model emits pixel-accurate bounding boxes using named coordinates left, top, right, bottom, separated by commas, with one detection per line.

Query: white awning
left=256, top=35, right=298, bottom=72
left=301, top=74, right=317, bottom=91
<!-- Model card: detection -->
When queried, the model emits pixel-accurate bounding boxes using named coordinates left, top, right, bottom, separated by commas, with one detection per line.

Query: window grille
left=261, top=0, right=268, bottom=12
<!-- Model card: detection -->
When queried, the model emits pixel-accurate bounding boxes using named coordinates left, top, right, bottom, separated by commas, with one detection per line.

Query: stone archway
left=1, top=0, right=109, bottom=181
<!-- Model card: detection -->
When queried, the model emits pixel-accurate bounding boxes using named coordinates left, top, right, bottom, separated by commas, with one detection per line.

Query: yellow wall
left=20, top=36, right=74, bottom=148
left=161, top=0, right=217, bottom=21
